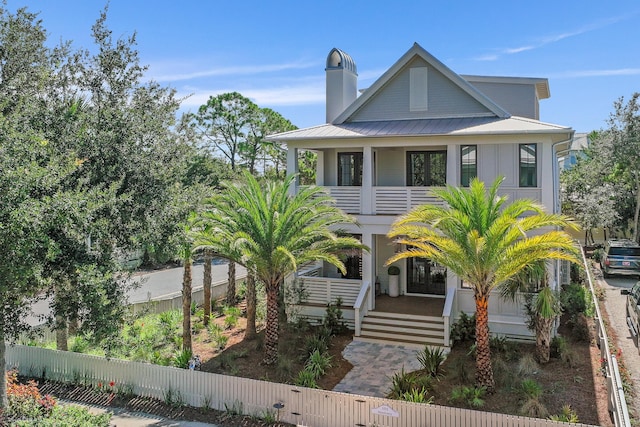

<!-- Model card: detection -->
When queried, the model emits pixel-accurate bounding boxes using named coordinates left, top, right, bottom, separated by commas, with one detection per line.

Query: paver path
left=333, top=341, right=422, bottom=397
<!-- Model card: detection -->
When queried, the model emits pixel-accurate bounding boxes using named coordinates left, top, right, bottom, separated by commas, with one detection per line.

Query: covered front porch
left=291, top=261, right=455, bottom=347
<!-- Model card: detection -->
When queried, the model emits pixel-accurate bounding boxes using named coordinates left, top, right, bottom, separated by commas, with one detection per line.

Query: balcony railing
left=311, top=186, right=542, bottom=215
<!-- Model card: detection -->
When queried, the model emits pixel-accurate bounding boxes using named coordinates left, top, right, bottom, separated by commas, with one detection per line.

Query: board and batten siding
left=351, top=57, right=492, bottom=122
left=467, top=81, right=538, bottom=120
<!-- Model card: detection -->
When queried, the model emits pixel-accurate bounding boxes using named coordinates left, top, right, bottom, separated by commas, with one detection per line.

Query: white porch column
left=361, top=232, right=374, bottom=310
left=286, top=147, right=299, bottom=196
left=362, top=146, right=373, bottom=215
left=315, top=150, right=325, bottom=186
left=446, top=144, right=457, bottom=185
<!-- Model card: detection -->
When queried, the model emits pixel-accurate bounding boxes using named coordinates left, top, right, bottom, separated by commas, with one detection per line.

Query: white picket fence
left=5, top=345, right=596, bottom=427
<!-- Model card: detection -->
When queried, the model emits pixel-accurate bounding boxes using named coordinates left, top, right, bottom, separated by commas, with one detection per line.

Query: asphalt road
left=25, top=261, right=247, bottom=326
left=597, top=271, right=640, bottom=415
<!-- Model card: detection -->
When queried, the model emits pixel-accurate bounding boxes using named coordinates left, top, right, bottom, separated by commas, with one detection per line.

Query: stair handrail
left=442, top=286, right=456, bottom=347
left=353, top=280, right=371, bottom=336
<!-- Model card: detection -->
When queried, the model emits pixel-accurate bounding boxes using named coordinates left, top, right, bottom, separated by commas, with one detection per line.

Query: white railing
left=442, top=286, right=456, bottom=347
left=324, top=186, right=362, bottom=214
left=353, top=281, right=371, bottom=336
left=374, top=187, right=446, bottom=215
left=581, top=247, right=631, bottom=427
left=5, top=345, right=598, bottom=427
left=298, top=275, right=362, bottom=306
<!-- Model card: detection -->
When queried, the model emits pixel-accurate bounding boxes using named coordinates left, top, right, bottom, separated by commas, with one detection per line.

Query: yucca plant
left=417, top=345, right=446, bottom=379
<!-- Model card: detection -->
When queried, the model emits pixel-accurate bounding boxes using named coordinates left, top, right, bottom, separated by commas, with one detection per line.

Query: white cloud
left=149, top=60, right=320, bottom=82
left=550, top=68, right=640, bottom=78
left=474, top=12, right=637, bottom=61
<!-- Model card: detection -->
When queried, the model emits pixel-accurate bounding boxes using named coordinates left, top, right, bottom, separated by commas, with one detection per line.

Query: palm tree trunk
left=263, top=281, right=279, bottom=365
left=0, top=335, right=7, bottom=409
left=226, top=262, right=236, bottom=306
left=182, top=258, right=192, bottom=353
left=535, top=317, right=554, bottom=363
left=474, top=293, right=495, bottom=391
left=203, top=250, right=212, bottom=326
left=244, top=272, right=257, bottom=340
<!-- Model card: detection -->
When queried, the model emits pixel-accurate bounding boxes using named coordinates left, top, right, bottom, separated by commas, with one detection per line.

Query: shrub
left=520, top=378, right=543, bottom=399
left=550, top=336, right=567, bottom=359
left=520, top=398, right=549, bottom=418
left=449, top=386, right=486, bottom=408
left=561, top=283, right=593, bottom=317
left=294, top=368, right=318, bottom=388
left=173, top=349, right=193, bottom=369
left=400, top=387, right=433, bottom=403
left=517, top=353, right=539, bottom=377
left=305, top=350, right=333, bottom=378
left=417, top=345, right=446, bottom=379
left=450, top=312, right=476, bottom=344
left=451, top=357, right=471, bottom=383
left=323, top=298, right=347, bottom=335
left=388, top=367, right=418, bottom=399
left=14, top=404, right=112, bottom=427
left=568, top=313, right=591, bottom=342
left=304, top=332, right=329, bottom=358
left=6, top=369, right=57, bottom=421
left=549, top=404, right=580, bottom=422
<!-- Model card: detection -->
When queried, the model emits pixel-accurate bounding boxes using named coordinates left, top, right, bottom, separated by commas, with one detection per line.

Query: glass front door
left=407, top=257, right=446, bottom=295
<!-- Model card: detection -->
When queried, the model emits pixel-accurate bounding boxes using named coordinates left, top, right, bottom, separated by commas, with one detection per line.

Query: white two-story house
left=269, top=43, right=574, bottom=348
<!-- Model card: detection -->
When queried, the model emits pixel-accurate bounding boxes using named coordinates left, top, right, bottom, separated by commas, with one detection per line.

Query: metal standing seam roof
left=268, top=116, right=572, bottom=141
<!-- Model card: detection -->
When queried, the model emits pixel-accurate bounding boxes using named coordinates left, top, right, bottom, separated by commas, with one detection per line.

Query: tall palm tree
left=387, top=177, right=579, bottom=390
left=202, top=249, right=213, bottom=326
left=501, top=261, right=562, bottom=364
left=194, top=172, right=366, bottom=364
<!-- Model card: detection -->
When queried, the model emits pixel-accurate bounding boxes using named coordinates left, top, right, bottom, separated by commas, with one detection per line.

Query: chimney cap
left=326, top=48, right=357, bottom=74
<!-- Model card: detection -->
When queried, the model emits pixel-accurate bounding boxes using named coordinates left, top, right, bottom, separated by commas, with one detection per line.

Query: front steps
left=355, top=310, right=446, bottom=349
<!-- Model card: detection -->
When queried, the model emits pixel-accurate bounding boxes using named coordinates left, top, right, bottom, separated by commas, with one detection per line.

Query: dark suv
left=621, top=281, right=640, bottom=353
left=601, top=239, right=640, bottom=278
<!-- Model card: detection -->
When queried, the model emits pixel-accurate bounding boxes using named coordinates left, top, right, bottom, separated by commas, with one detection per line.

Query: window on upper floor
left=338, top=152, right=362, bottom=186
left=519, top=143, right=537, bottom=187
left=460, top=145, right=477, bottom=187
left=406, top=151, right=446, bottom=186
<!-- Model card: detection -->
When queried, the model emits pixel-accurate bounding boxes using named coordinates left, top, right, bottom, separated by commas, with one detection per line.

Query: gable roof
left=332, top=43, right=511, bottom=124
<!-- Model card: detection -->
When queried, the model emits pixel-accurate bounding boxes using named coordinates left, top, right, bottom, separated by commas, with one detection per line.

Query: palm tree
left=202, top=249, right=213, bottom=326
left=194, top=172, right=366, bottom=364
left=501, top=261, right=562, bottom=364
left=387, top=177, right=579, bottom=390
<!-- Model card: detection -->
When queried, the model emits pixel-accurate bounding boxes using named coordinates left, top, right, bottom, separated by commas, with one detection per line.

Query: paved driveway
left=597, top=272, right=640, bottom=415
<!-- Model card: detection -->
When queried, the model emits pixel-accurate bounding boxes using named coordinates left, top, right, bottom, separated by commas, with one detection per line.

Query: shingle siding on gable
left=468, top=81, right=537, bottom=119
left=350, top=57, right=493, bottom=122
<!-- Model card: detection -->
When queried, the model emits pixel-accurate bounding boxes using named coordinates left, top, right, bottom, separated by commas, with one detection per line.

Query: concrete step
left=358, top=310, right=446, bottom=348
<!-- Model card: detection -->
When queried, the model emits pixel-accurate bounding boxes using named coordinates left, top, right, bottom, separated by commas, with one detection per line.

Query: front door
left=406, top=257, right=446, bottom=295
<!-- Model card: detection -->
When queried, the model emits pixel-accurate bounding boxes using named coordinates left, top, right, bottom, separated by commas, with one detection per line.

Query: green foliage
left=549, top=404, right=580, bottom=422
left=294, top=369, right=319, bottom=388
left=223, top=306, right=241, bottom=330
left=388, top=367, right=421, bottom=399
left=449, top=386, right=486, bottom=408
left=14, top=404, right=112, bottom=427
left=520, top=378, right=543, bottom=399
left=417, top=345, right=446, bottom=379
left=173, top=349, right=193, bottom=369
left=400, top=387, right=433, bottom=404
left=305, top=350, right=333, bottom=378
left=450, top=312, right=476, bottom=344
left=550, top=336, right=568, bottom=359
left=561, top=283, right=594, bottom=317
left=322, top=298, right=347, bottom=336
left=304, top=332, right=329, bottom=358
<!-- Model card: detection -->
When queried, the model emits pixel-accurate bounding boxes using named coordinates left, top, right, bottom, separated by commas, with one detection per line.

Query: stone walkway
left=332, top=340, right=423, bottom=397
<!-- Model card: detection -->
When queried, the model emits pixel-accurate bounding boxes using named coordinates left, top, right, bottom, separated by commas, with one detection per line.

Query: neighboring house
left=559, top=132, right=590, bottom=170
left=269, top=43, right=574, bottom=348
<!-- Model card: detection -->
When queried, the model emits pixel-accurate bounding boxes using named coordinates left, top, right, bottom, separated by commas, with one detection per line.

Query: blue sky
left=12, top=1, right=640, bottom=133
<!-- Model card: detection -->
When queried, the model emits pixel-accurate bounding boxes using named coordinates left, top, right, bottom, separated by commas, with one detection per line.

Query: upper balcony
left=289, top=144, right=544, bottom=216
